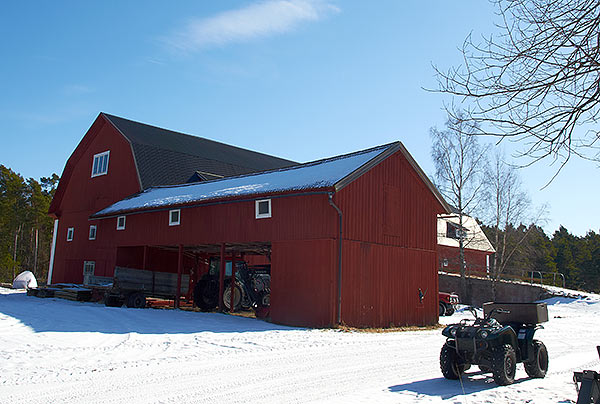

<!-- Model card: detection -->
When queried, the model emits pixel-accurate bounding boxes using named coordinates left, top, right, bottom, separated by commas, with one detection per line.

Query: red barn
left=49, top=113, right=451, bottom=328
left=48, top=113, right=294, bottom=284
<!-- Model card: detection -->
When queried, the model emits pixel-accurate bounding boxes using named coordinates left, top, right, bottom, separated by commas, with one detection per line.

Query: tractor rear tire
left=492, top=344, right=517, bottom=385
left=524, top=340, right=548, bottom=378
left=193, top=280, right=219, bottom=311
left=439, top=303, right=446, bottom=317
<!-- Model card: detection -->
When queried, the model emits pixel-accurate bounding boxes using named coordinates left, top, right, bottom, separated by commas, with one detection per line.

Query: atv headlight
left=479, top=330, right=489, bottom=338
left=450, top=327, right=457, bottom=337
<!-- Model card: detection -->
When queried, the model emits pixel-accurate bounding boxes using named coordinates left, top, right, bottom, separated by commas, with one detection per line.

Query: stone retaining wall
left=439, top=273, right=552, bottom=307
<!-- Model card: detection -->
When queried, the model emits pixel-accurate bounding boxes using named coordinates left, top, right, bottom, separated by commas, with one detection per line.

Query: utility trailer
left=104, top=266, right=189, bottom=308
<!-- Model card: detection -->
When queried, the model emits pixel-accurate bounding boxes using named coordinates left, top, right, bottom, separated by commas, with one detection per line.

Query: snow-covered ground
left=0, top=287, right=598, bottom=404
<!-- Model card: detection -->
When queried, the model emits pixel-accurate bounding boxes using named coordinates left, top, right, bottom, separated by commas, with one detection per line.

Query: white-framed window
left=83, top=261, right=95, bottom=284
left=117, top=216, right=126, bottom=230
left=67, top=227, right=74, bottom=241
left=91, top=150, right=110, bottom=177
left=255, top=199, right=271, bottom=219
left=83, top=261, right=95, bottom=275
left=89, top=225, right=97, bottom=240
left=169, top=209, right=180, bottom=226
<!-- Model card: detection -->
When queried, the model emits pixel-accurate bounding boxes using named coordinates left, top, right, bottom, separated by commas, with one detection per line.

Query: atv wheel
left=223, top=283, right=243, bottom=311
left=492, top=344, right=517, bottom=385
left=478, top=365, right=491, bottom=373
left=524, top=340, right=548, bottom=378
left=126, top=292, right=146, bottom=309
left=439, top=303, right=446, bottom=317
left=440, top=344, right=467, bottom=379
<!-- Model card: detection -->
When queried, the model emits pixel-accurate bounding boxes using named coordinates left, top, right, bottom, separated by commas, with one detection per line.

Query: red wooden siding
left=336, top=150, right=442, bottom=250
left=438, top=244, right=491, bottom=275
left=330, top=150, right=444, bottom=327
left=341, top=241, right=438, bottom=327
left=50, top=115, right=142, bottom=282
left=271, top=239, right=336, bottom=328
left=108, top=193, right=337, bottom=247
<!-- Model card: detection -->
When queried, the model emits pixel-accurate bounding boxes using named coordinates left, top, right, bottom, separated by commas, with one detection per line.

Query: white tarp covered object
left=12, top=270, right=38, bottom=289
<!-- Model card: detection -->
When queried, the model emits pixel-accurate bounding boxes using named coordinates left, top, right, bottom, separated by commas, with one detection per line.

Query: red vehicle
left=439, top=292, right=459, bottom=316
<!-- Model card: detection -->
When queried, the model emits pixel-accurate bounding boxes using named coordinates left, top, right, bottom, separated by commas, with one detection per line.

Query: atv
left=440, top=302, right=549, bottom=386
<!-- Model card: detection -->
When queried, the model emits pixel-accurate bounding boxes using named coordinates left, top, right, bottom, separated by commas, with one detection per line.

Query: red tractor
left=439, top=292, right=459, bottom=316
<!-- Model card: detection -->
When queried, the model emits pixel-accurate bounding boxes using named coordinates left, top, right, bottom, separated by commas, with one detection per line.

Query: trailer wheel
left=126, top=292, right=146, bottom=309
left=105, top=294, right=121, bottom=307
left=524, top=340, right=548, bottom=378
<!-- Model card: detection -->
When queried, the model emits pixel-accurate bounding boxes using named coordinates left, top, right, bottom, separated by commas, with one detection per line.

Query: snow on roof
left=93, top=143, right=395, bottom=217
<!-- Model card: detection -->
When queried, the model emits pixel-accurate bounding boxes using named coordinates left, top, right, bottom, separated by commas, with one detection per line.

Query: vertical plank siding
left=51, top=137, right=445, bottom=327
left=271, top=239, right=336, bottom=328
left=335, top=150, right=444, bottom=327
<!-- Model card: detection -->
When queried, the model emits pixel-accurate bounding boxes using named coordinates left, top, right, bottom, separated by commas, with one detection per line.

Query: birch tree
left=431, top=111, right=490, bottom=302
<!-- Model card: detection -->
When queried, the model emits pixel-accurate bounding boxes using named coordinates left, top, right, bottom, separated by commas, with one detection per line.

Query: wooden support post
left=142, top=245, right=148, bottom=270
left=175, top=244, right=183, bottom=309
left=230, top=252, right=237, bottom=313
left=218, top=243, right=225, bottom=312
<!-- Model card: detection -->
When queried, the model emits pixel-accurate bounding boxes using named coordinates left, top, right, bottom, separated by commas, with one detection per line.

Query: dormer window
left=91, top=151, right=110, bottom=177
left=255, top=199, right=271, bottom=219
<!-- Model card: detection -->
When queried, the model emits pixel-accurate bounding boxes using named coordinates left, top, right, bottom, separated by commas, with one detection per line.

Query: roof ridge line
left=137, top=142, right=398, bottom=193
left=101, top=112, right=296, bottom=163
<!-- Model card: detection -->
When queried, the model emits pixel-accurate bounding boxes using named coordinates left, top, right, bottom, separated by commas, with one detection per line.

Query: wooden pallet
left=53, top=288, right=92, bottom=302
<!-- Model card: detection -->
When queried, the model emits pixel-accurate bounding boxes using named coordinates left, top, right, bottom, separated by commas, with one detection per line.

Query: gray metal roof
left=102, top=113, right=297, bottom=189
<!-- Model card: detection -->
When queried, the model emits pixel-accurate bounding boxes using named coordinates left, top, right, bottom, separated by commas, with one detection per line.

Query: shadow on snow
left=388, top=374, right=529, bottom=399
left=0, top=290, right=296, bottom=335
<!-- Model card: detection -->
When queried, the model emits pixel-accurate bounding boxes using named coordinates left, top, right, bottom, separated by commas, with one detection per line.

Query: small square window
left=91, top=151, right=110, bottom=177
left=255, top=199, right=271, bottom=219
left=67, top=227, right=74, bottom=241
left=169, top=209, right=180, bottom=226
left=83, top=261, right=95, bottom=275
left=117, top=216, right=126, bottom=230
left=89, top=225, right=97, bottom=240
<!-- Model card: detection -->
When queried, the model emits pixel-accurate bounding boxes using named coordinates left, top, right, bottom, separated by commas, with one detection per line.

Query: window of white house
left=89, top=225, right=97, bottom=240
left=67, top=227, right=74, bottom=241
left=169, top=209, right=180, bottom=226
left=117, top=216, right=126, bottom=230
left=446, top=222, right=467, bottom=240
left=91, top=150, right=110, bottom=177
left=255, top=199, right=271, bottom=219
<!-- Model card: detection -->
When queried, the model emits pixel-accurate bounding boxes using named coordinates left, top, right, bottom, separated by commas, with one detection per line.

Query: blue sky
left=0, top=1, right=596, bottom=236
